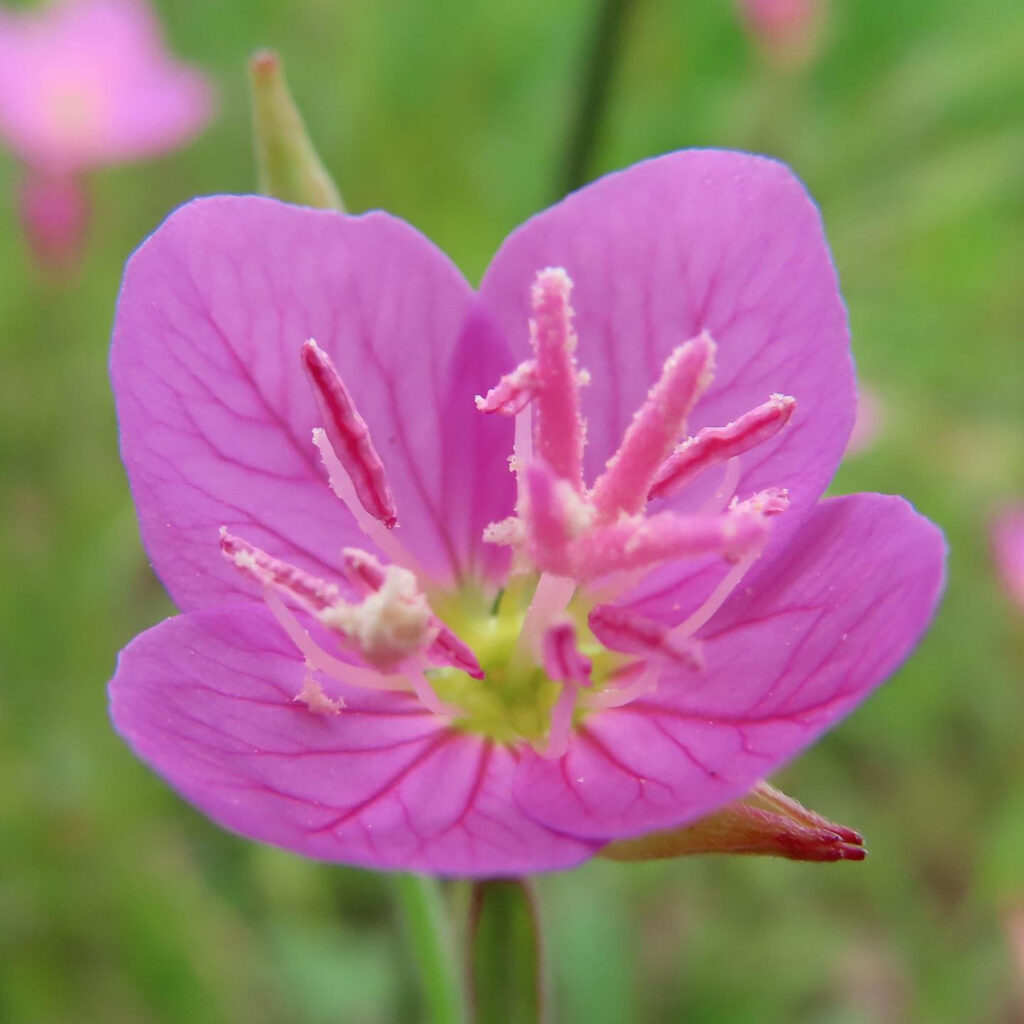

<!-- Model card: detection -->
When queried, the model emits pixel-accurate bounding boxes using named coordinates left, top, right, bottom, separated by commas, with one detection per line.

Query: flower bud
left=599, top=781, right=865, bottom=862
left=248, top=50, right=344, bottom=210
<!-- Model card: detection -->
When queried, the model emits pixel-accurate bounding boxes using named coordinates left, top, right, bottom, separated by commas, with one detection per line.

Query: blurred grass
left=1, top=0, right=1022, bottom=1021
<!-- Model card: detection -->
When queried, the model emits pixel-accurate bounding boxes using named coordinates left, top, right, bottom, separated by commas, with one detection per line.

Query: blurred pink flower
left=0, top=0, right=213, bottom=268
left=109, top=150, right=945, bottom=875
left=992, top=507, right=1024, bottom=614
left=737, top=0, right=825, bottom=68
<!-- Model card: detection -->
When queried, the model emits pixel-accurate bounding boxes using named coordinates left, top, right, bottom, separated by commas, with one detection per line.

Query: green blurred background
left=1, top=0, right=1023, bottom=1020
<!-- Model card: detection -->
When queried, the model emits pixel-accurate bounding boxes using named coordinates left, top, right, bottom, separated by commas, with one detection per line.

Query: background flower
left=0, top=0, right=213, bottom=268
left=992, top=507, right=1024, bottom=615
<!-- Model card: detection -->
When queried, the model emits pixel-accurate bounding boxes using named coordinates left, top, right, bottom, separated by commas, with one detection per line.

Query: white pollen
left=233, top=551, right=259, bottom=571
left=483, top=516, right=526, bottom=546
left=320, top=566, right=436, bottom=669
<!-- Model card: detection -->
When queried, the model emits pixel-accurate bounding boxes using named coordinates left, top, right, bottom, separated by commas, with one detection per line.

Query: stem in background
left=468, top=879, right=548, bottom=1024
left=393, top=873, right=467, bottom=1024
left=558, top=0, right=636, bottom=198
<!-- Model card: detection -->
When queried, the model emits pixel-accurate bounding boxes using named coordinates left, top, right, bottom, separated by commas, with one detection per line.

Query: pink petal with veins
left=112, top=197, right=515, bottom=609
left=109, top=605, right=597, bottom=875
left=514, top=494, right=945, bottom=840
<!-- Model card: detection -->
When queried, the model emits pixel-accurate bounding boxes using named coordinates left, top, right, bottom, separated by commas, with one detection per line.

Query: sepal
left=598, top=781, right=865, bottom=863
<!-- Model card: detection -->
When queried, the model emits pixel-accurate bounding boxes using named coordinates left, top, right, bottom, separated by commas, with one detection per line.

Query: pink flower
left=0, top=0, right=213, bottom=267
left=992, top=507, right=1024, bottom=614
left=109, top=150, right=945, bottom=876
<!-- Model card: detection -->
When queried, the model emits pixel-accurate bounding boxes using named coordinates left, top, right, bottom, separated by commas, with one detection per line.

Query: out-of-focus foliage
left=0, top=0, right=1021, bottom=1021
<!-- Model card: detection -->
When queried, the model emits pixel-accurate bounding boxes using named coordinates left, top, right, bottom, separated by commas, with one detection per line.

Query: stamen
left=530, top=268, right=586, bottom=493
left=571, top=509, right=768, bottom=580
left=700, top=456, right=743, bottom=515
left=475, top=359, right=537, bottom=415
left=649, top=394, right=796, bottom=500
left=482, top=516, right=525, bottom=548
left=339, top=545, right=386, bottom=594
left=541, top=621, right=593, bottom=687
left=588, top=603, right=703, bottom=669
left=669, top=548, right=760, bottom=641
left=668, top=490, right=790, bottom=641
left=589, top=332, right=716, bottom=522
left=730, top=487, right=791, bottom=517
left=341, top=547, right=485, bottom=679
left=542, top=683, right=579, bottom=759
left=586, top=662, right=661, bottom=710
left=312, top=428, right=421, bottom=574
left=301, top=338, right=398, bottom=528
left=539, top=622, right=591, bottom=759
left=515, top=572, right=577, bottom=666
left=429, top=629, right=486, bottom=680
left=521, top=461, right=581, bottom=576
left=320, top=565, right=438, bottom=672
left=512, top=402, right=534, bottom=518
left=261, top=585, right=408, bottom=692
left=220, top=528, right=340, bottom=611
left=295, top=660, right=345, bottom=715
left=407, top=663, right=464, bottom=717
left=260, top=572, right=463, bottom=717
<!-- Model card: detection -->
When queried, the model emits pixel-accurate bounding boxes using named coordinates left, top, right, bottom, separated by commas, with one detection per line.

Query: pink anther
left=570, top=508, right=768, bottom=579
left=340, top=546, right=387, bottom=594
left=341, top=547, right=484, bottom=679
left=588, top=603, right=703, bottom=669
left=429, top=629, right=485, bottom=680
left=649, top=393, right=796, bottom=501
left=590, top=332, right=716, bottom=522
left=539, top=622, right=591, bottom=759
left=541, top=621, right=593, bottom=687
left=529, top=268, right=587, bottom=492
left=475, top=359, right=538, bottom=415
left=220, top=528, right=340, bottom=611
left=301, top=339, right=398, bottom=528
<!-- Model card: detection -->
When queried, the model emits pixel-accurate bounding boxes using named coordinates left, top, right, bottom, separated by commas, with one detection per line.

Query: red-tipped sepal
left=598, top=781, right=865, bottom=863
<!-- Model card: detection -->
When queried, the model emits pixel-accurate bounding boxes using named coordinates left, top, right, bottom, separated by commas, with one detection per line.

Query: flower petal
left=479, top=149, right=853, bottom=522
left=513, top=492, right=945, bottom=840
left=109, top=604, right=596, bottom=875
left=111, top=196, right=516, bottom=610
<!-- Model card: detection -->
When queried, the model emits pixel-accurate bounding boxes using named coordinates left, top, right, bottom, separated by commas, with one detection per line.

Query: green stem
left=393, top=873, right=467, bottom=1024
left=558, top=0, right=637, bottom=198
left=468, top=879, right=548, bottom=1024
